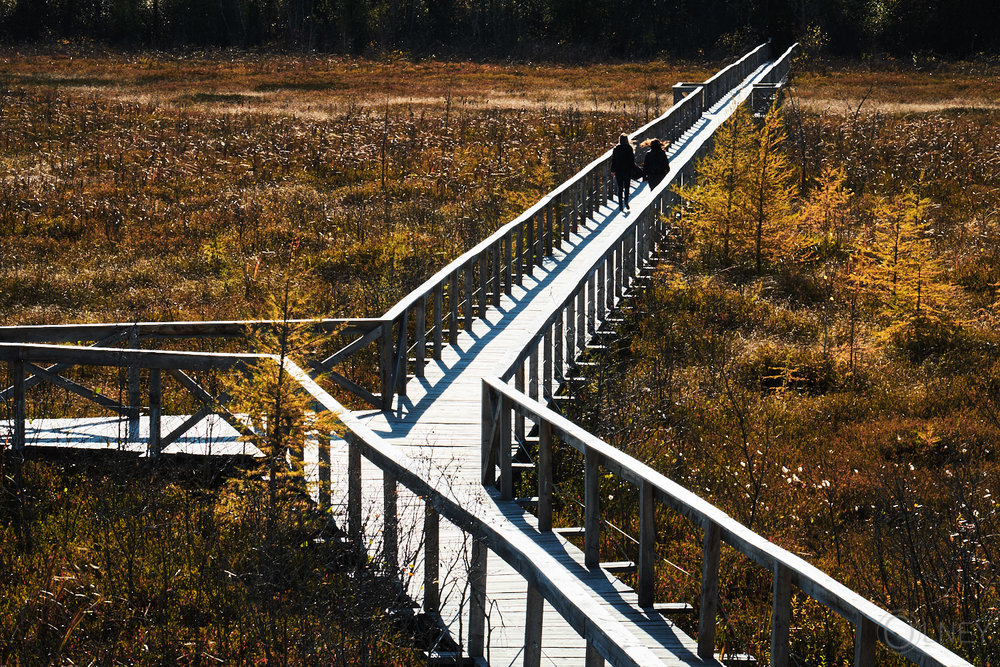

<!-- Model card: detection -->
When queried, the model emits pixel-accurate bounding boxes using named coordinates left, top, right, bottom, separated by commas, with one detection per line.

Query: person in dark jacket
left=610, top=133, right=636, bottom=211
left=642, top=138, right=670, bottom=189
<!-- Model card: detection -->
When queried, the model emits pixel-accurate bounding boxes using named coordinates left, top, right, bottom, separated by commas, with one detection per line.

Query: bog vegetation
left=2, top=49, right=1000, bottom=664
left=561, top=98, right=1000, bottom=663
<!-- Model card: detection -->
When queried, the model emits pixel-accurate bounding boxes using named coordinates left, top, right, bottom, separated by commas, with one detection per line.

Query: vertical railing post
left=424, top=503, right=440, bottom=615
left=584, top=447, right=600, bottom=568
left=535, top=212, right=544, bottom=265
left=11, top=360, right=25, bottom=452
left=698, top=522, right=721, bottom=661
left=525, top=583, right=544, bottom=667
left=380, top=320, right=394, bottom=411
left=468, top=538, right=488, bottom=658
left=499, top=392, right=513, bottom=500
left=395, top=312, right=408, bottom=396
left=528, top=343, right=539, bottom=402
left=415, top=296, right=426, bottom=378
left=597, top=262, right=607, bottom=326
left=771, top=564, right=792, bottom=667
left=637, top=479, right=656, bottom=607
left=527, top=212, right=535, bottom=269
left=318, top=431, right=331, bottom=511
left=148, top=367, right=161, bottom=458
left=481, top=381, right=497, bottom=486
left=465, top=262, right=474, bottom=331
left=433, top=284, right=444, bottom=360
left=516, top=224, right=525, bottom=284
left=545, top=201, right=554, bottom=255
left=542, top=328, right=553, bottom=401
left=348, top=438, right=362, bottom=541
left=492, top=242, right=501, bottom=307
left=585, top=642, right=605, bottom=667
left=504, top=232, right=513, bottom=295
left=576, top=288, right=586, bottom=352
left=538, top=420, right=553, bottom=532
left=587, top=273, right=596, bottom=336
left=566, top=298, right=576, bottom=361
left=127, top=327, right=141, bottom=442
left=449, top=271, right=459, bottom=345
left=554, top=314, right=564, bottom=382
left=515, top=363, right=525, bottom=443
left=854, top=617, right=876, bottom=667
left=383, top=473, right=398, bottom=572
left=479, top=253, right=489, bottom=319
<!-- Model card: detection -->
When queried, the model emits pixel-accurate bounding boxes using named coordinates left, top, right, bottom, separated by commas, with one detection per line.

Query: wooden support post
left=597, top=262, right=606, bottom=327
left=515, top=364, right=525, bottom=443
left=465, top=263, right=474, bottom=331
left=479, top=254, right=489, bottom=319
left=504, top=233, right=513, bottom=295
left=415, top=296, right=426, bottom=378
left=585, top=642, right=605, bottom=667
left=395, top=311, right=408, bottom=396
left=554, top=315, right=564, bottom=382
left=348, top=439, right=362, bottom=540
left=637, top=479, right=656, bottom=607
left=854, top=617, right=877, bottom=667
left=424, top=503, right=439, bottom=615
left=771, top=563, right=792, bottom=667
left=576, top=288, right=586, bottom=352
left=566, top=299, right=576, bottom=360
left=499, top=391, right=514, bottom=498
left=468, top=538, right=488, bottom=657
left=524, top=583, right=544, bottom=667
left=11, top=360, right=25, bottom=452
left=526, top=213, right=535, bottom=270
left=584, top=447, right=600, bottom=568
left=148, top=368, right=161, bottom=458
left=481, top=383, right=496, bottom=486
left=318, top=431, right=331, bottom=511
left=449, top=272, right=459, bottom=345
left=492, top=243, right=501, bottom=307
left=535, top=211, right=544, bottom=265
left=542, top=329, right=553, bottom=401
left=587, top=273, right=596, bottom=336
left=516, top=224, right=525, bottom=284
left=380, top=321, right=394, bottom=411
left=383, top=473, right=398, bottom=572
left=127, top=327, right=140, bottom=442
left=528, top=343, right=539, bottom=402
left=433, top=284, right=444, bottom=360
left=561, top=193, right=571, bottom=243
left=538, top=420, right=553, bottom=532
left=698, top=522, right=721, bottom=661
left=545, top=201, right=554, bottom=255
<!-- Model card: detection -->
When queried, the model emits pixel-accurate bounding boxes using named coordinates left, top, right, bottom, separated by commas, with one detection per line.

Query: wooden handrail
left=482, top=377, right=973, bottom=667
left=0, top=342, right=673, bottom=667
left=0, top=318, right=381, bottom=343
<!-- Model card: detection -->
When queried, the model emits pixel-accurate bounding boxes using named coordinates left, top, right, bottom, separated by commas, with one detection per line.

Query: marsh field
left=1, top=49, right=999, bottom=664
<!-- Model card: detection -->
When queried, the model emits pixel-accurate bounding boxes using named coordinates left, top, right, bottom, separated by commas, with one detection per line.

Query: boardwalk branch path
left=0, top=43, right=974, bottom=667
left=338, top=61, right=781, bottom=666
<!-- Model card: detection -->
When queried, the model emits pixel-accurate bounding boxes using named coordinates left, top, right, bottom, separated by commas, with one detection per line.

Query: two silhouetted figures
left=610, top=134, right=670, bottom=212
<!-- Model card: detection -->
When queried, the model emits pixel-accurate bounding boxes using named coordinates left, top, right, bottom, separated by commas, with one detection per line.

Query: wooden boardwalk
left=324, top=61, right=776, bottom=666
left=3, top=41, right=970, bottom=667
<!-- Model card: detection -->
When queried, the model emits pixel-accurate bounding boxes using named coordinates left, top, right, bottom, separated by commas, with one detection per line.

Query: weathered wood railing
left=0, top=318, right=379, bottom=454
left=481, top=377, right=972, bottom=667
left=752, top=43, right=799, bottom=115
left=358, top=42, right=776, bottom=413
left=0, top=342, right=672, bottom=667
left=477, top=42, right=971, bottom=667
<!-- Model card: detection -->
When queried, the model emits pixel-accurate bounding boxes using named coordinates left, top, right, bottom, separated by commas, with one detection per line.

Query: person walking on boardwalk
left=642, top=138, right=670, bottom=189
left=610, top=133, right=636, bottom=212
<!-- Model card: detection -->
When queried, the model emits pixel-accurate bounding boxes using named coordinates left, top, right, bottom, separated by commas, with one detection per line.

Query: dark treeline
left=2, top=0, right=998, bottom=59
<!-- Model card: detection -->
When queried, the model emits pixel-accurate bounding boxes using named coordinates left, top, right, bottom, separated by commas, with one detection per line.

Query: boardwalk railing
left=0, top=318, right=379, bottom=454
left=481, top=377, right=971, bottom=667
left=478, top=42, right=971, bottom=667
left=0, top=341, right=673, bottom=667
left=303, top=42, right=775, bottom=413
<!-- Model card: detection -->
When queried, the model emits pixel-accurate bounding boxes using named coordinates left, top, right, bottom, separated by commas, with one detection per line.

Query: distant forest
left=2, top=0, right=997, bottom=59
